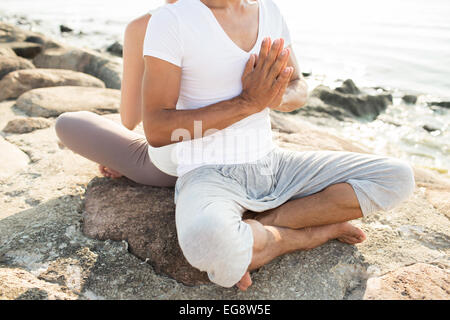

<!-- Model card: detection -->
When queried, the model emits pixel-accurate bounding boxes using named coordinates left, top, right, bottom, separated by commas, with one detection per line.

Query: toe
left=236, top=272, right=252, bottom=291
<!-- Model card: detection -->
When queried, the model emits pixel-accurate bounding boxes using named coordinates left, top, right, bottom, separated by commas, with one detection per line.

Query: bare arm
left=142, top=38, right=293, bottom=147
left=119, top=14, right=151, bottom=130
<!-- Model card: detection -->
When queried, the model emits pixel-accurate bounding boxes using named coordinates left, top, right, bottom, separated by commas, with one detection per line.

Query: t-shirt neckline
left=196, top=0, right=263, bottom=55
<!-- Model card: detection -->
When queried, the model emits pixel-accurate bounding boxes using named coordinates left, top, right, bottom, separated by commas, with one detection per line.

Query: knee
left=384, top=158, right=415, bottom=202
left=177, top=212, right=252, bottom=288
left=55, top=111, right=90, bottom=146
left=178, top=214, right=229, bottom=269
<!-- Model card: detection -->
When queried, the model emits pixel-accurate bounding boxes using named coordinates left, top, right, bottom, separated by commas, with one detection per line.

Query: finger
left=267, top=47, right=290, bottom=81
left=242, top=54, right=256, bottom=78
left=262, top=38, right=284, bottom=75
left=272, top=66, right=293, bottom=94
left=99, top=165, right=106, bottom=176
left=255, top=37, right=271, bottom=71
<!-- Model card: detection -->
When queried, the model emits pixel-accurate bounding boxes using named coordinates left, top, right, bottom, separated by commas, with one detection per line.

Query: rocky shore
left=0, top=22, right=449, bottom=300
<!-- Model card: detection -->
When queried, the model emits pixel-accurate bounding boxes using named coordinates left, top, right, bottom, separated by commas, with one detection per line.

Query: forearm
left=273, top=78, right=308, bottom=112
left=120, top=67, right=145, bottom=130
left=144, top=96, right=255, bottom=147
left=120, top=98, right=142, bottom=131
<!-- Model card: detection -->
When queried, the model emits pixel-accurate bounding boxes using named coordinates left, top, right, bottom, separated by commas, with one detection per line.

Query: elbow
left=283, top=80, right=309, bottom=112
left=143, top=120, right=169, bottom=148
left=283, top=92, right=308, bottom=113
left=121, top=118, right=137, bottom=131
left=297, top=80, right=309, bottom=108
left=146, top=135, right=167, bottom=148
left=297, top=91, right=308, bottom=108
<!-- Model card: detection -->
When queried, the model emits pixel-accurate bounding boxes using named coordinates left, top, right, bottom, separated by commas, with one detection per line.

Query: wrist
left=235, top=94, right=261, bottom=115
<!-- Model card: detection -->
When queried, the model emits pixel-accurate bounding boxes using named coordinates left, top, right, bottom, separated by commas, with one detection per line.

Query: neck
left=200, top=0, right=246, bottom=9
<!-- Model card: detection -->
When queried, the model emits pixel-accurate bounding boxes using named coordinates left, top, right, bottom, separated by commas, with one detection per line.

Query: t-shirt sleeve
left=143, top=7, right=183, bottom=67
left=281, top=15, right=292, bottom=47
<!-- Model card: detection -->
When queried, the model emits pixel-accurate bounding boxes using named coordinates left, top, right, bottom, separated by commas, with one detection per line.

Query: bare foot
left=236, top=271, right=252, bottom=291
left=99, top=164, right=123, bottom=179
left=335, top=222, right=366, bottom=244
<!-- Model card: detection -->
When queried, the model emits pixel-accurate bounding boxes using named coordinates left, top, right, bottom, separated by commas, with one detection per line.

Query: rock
left=0, top=42, right=42, bottom=59
left=59, top=25, right=73, bottom=33
left=402, top=94, right=418, bottom=104
left=0, top=100, right=19, bottom=130
left=33, top=47, right=122, bottom=89
left=0, top=135, right=29, bottom=179
left=15, top=86, right=120, bottom=117
left=0, top=268, right=79, bottom=300
left=294, top=80, right=393, bottom=121
left=413, top=167, right=450, bottom=218
left=0, top=22, right=52, bottom=47
left=0, top=47, right=16, bottom=57
left=0, top=22, right=30, bottom=43
left=0, top=68, right=105, bottom=101
left=3, top=117, right=52, bottom=134
left=335, top=79, right=361, bottom=95
left=428, top=101, right=450, bottom=109
left=301, top=71, right=312, bottom=77
left=292, top=96, right=355, bottom=121
left=308, top=84, right=392, bottom=120
left=423, top=124, right=440, bottom=133
left=24, top=35, right=46, bottom=45
left=83, top=177, right=210, bottom=286
left=271, top=111, right=369, bottom=153
left=107, top=41, right=123, bottom=57
left=0, top=56, right=35, bottom=80
left=364, top=263, right=449, bottom=299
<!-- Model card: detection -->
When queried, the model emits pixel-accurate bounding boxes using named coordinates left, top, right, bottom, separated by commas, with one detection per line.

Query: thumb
left=243, top=54, right=256, bottom=78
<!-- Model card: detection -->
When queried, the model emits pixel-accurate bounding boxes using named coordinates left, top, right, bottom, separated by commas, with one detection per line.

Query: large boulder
left=83, top=177, right=210, bottom=286
left=0, top=56, right=35, bottom=80
left=0, top=68, right=105, bottom=101
left=0, top=42, right=42, bottom=59
left=15, top=86, right=120, bottom=117
left=33, top=47, right=122, bottom=89
left=0, top=135, right=29, bottom=179
left=364, top=263, right=449, bottom=299
left=295, top=79, right=392, bottom=121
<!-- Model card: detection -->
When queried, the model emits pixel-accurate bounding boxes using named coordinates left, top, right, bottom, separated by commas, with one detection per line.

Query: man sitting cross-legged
left=142, top=0, right=415, bottom=291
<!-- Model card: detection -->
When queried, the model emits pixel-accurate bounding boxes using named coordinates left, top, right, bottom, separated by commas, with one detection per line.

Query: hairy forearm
left=273, top=78, right=308, bottom=112
left=143, top=96, right=255, bottom=147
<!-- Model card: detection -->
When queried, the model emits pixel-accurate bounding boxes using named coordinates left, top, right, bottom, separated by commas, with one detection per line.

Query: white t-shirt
left=143, top=0, right=292, bottom=177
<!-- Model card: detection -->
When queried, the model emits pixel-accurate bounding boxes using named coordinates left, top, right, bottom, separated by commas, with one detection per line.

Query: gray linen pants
left=174, top=147, right=415, bottom=287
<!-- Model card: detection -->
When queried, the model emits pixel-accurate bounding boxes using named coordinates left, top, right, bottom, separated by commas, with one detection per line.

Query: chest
left=211, top=4, right=260, bottom=53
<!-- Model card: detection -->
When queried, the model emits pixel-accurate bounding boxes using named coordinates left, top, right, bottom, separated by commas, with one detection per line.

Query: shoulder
left=151, top=0, right=195, bottom=21
left=260, top=0, right=288, bottom=28
left=260, top=0, right=283, bottom=14
left=125, top=14, right=151, bottom=35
